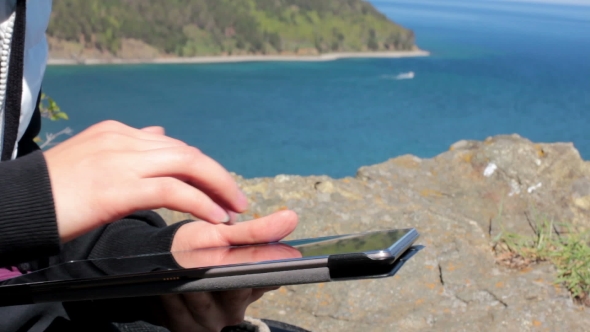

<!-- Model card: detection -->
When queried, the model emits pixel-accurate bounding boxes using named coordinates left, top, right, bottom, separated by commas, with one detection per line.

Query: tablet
left=0, top=228, right=421, bottom=307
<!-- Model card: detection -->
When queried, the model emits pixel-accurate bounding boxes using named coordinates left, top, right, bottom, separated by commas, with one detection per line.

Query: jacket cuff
left=89, top=212, right=192, bottom=260
left=0, top=150, right=59, bottom=266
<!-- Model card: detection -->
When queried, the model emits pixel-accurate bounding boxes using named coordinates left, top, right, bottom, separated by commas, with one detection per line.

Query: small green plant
left=552, top=234, right=590, bottom=302
left=493, top=215, right=590, bottom=305
left=36, top=93, right=72, bottom=149
left=39, top=93, right=68, bottom=121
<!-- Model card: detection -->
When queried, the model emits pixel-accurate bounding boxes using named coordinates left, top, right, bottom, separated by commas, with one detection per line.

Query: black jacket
left=0, top=3, right=188, bottom=330
left=0, top=101, right=189, bottom=331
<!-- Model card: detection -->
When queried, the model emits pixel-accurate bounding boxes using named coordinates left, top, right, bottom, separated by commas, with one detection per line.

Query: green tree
left=367, top=28, right=379, bottom=51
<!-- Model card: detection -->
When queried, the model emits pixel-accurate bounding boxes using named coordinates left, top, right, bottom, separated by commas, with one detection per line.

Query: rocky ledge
left=158, top=135, right=590, bottom=331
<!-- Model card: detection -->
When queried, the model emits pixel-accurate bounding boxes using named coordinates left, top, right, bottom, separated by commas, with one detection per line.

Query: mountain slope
left=47, top=0, right=417, bottom=59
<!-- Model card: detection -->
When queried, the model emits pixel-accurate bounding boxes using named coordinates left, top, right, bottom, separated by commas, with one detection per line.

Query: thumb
left=172, top=210, right=298, bottom=252
left=218, top=210, right=298, bottom=245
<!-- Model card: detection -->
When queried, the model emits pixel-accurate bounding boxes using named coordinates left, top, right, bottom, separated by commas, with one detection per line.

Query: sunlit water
left=42, top=0, right=590, bottom=178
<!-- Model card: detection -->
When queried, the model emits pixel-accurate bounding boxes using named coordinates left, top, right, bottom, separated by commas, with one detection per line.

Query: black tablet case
left=0, top=246, right=422, bottom=306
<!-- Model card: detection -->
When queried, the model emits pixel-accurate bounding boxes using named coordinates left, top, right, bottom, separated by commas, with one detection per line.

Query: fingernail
left=212, top=206, right=231, bottom=223
left=237, top=190, right=249, bottom=210
left=228, top=211, right=242, bottom=224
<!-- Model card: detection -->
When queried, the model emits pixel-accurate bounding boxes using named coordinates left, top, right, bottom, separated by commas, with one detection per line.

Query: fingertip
left=262, top=209, right=298, bottom=241
left=235, top=190, right=249, bottom=212
left=276, top=209, right=298, bottom=228
left=227, top=211, right=242, bottom=224
left=278, top=209, right=298, bottom=220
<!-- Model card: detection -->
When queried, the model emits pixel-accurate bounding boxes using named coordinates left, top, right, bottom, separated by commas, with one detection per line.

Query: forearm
left=0, top=150, right=60, bottom=267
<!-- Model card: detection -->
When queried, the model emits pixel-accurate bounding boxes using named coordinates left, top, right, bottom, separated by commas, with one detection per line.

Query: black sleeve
left=2, top=211, right=193, bottom=331
left=50, top=212, right=193, bottom=327
left=51, top=210, right=191, bottom=265
left=0, top=150, right=60, bottom=267
left=0, top=90, right=61, bottom=267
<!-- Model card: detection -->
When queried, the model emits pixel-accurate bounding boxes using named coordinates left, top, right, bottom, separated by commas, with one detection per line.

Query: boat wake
left=381, top=71, right=415, bottom=80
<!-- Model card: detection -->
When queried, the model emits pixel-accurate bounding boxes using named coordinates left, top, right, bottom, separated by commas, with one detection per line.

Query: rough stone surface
left=157, top=135, right=590, bottom=331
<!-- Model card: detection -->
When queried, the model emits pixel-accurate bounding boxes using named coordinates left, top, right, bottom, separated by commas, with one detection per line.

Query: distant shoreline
left=47, top=50, right=430, bottom=66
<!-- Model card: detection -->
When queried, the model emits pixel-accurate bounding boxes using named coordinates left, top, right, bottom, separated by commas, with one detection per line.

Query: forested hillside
left=47, top=0, right=416, bottom=58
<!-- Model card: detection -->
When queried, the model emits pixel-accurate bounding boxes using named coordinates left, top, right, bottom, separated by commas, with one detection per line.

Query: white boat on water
left=395, top=71, right=415, bottom=80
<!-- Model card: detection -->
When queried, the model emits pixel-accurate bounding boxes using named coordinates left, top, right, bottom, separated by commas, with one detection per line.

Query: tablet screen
left=284, top=228, right=413, bottom=257
left=1, top=228, right=415, bottom=286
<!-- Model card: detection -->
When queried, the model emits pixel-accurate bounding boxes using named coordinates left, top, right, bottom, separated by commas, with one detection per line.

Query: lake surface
left=42, top=0, right=590, bottom=178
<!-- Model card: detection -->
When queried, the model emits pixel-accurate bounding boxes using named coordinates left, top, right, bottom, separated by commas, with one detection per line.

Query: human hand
left=44, top=120, right=248, bottom=242
left=156, top=210, right=299, bottom=332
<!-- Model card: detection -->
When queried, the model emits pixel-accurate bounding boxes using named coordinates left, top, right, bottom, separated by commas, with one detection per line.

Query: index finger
left=132, top=146, right=249, bottom=213
left=82, top=120, right=186, bottom=146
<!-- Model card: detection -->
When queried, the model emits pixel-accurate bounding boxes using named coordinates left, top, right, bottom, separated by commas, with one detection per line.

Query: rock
left=157, top=135, right=590, bottom=331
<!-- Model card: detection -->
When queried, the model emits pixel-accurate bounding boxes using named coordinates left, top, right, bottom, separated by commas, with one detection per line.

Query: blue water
left=42, top=0, right=590, bottom=178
